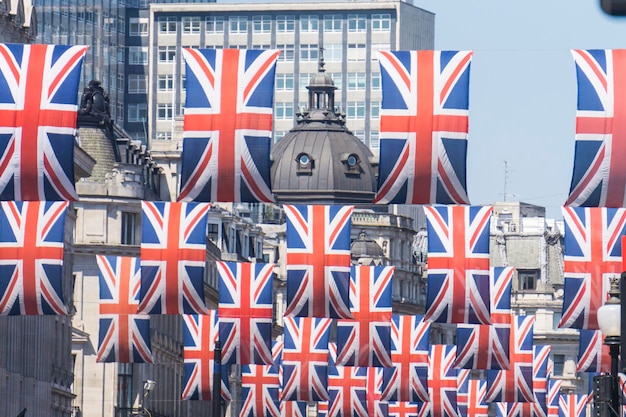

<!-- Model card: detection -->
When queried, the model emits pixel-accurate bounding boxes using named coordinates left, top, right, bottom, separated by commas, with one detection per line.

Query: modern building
left=145, top=1, right=434, bottom=147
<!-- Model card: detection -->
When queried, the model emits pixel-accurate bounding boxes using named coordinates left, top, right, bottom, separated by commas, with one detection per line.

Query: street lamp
left=135, top=380, right=156, bottom=417
left=595, top=275, right=622, bottom=417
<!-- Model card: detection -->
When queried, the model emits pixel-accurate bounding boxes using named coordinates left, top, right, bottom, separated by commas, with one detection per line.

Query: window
left=371, top=101, right=380, bottom=119
left=128, top=75, right=147, bottom=94
left=156, top=131, right=172, bottom=140
left=276, top=15, right=295, bottom=33
left=353, top=130, right=365, bottom=142
left=324, top=43, right=342, bottom=62
left=206, top=16, right=224, bottom=34
left=323, top=14, right=342, bottom=32
left=346, top=101, right=365, bottom=119
left=348, top=14, right=366, bottom=32
left=158, top=45, right=176, bottom=63
left=117, top=47, right=125, bottom=63
left=158, top=74, right=174, bottom=91
left=157, top=103, right=173, bottom=120
left=121, top=212, right=138, bottom=245
left=252, top=44, right=270, bottom=50
left=552, top=354, right=565, bottom=376
left=300, top=15, right=318, bottom=32
left=276, top=73, right=294, bottom=90
left=129, top=18, right=148, bottom=36
left=370, top=130, right=380, bottom=149
left=129, top=47, right=148, bottom=65
left=347, top=72, right=366, bottom=90
left=372, top=13, right=391, bottom=31
left=115, top=102, right=124, bottom=123
left=230, top=16, right=248, bottom=34
left=553, top=311, right=562, bottom=330
left=158, top=17, right=177, bottom=34
left=128, top=104, right=147, bottom=123
left=182, top=16, right=200, bottom=34
left=117, top=74, right=125, bottom=93
left=253, top=16, right=271, bottom=33
left=275, top=102, right=294, bottom=119
left=371, top=72, right=381, bottom=90
left=330, top=72, right=342, bottom=90
left=518, top=269, right=539, bottom=291
left=277, top=44, right=294, bottom=61
left=300, top=73, right=313, bottom=90
left=300, top=44, right=319, bottom=61
left=347, top=44, right=366, bottom=62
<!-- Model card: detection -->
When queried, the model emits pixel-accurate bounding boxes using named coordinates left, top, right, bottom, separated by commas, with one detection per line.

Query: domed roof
left=351, top=230, right=385, bottom=261
left=270, top=58, right=377, bottom=204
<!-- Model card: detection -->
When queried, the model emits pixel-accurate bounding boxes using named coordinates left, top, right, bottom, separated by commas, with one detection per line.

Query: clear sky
left=410, top=0, right=626, bottom=219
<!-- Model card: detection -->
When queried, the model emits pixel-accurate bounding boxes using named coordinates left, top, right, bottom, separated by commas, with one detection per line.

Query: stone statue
left=78, top=80, right=111, bottom=125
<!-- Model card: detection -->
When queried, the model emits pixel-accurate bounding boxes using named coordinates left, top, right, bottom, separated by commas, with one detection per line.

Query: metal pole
left=212, top=341, right=222, bottom=417
left=607, top=336, right=621, bottom=417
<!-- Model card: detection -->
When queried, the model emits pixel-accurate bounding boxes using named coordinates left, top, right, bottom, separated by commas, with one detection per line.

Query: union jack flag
left=457, top=369, right=471, bottom=417
left=457, top=370, right=488, bottom=417
left=576, top=329, right=610, bottom=372
left=282, top=316, right=331, bottom=401
left=96, top=255, right=152, bottom=363
left=424, top=205, right=492, bottom=324
left=486, top=315, right=535, bottom=403
left=389, top=402, right=420, bottom=417
left=336, top=265, right=393, bottom=367
left=558, top=395, right=588, bottom=417
left=284, top=205, right=353, bottom=318
left=0, top=201, right=67, bottom=315
left=455, top=267, right=514, bottom=369
left=0, top=43, right=87, bottom=201
left=532, top=345, right=552, bottom=417
left=318, top=401, right=329, bottom=417
left=565, top=49, right=626, bottom=207
left=559, top=207, right=626, bottom=329
left=381, top=314, right=430, bottom=403
left=179, top=48, right=279, bottom=203
left=240, top=363, right=281, bottom=417
left=547, top=380, right=563, bottom=417
left=419, top=344, right=458, bottom=417
left=327, top=343, right=368, bottom=417
left=374, top=50, right=472, bottom=205
left=496, top=403, right=545, bottom=417
left=217, top=261, right=274, bottom=365
left=366, top=367, right=389, bottom=417
left=281, top=401, right=308, bottom=417
left=139, top=202, right=210, bottom=315
left=182, top=312, right=231, bottom=401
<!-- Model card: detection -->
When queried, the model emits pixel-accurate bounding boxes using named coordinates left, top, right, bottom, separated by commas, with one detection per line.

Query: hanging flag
left=182, top=312, right=231, bottom=401
left=417, top=344, right=458, bottom=417
left=547, top=380, right=563, bottom=417
left=455, top=266, right=514, bottom=369
left=327, top=343, right=368, bottom=417
left=179, top=48, right=279, bottom=203
left=532, top=345, right=552, bottom=417
left=284, top=204, right=353, bottom=318
left=458, top=370, right=488, bottom=417
left=318, top=401, right=329, bottom=417
left=576, top=329, right=611, bottom=372
left=96, top=255, right=152, bottom=363
left=558, top=395, right=588, bottom=417
left=565, top=49, right=626, bottom=207
left=0, top=201, right=67, bottom=315
left=424, top=205, right=492, bottom=324
left=559, top=207, right=625, bottom=329
left=381, top=314, right=430, bottom=403
left=366, top=367, right=389, bottom=417
left=486, top=315, right=535, bottom=403
left=388, top=402, right=420, bottom=417
left=374, top=50, right=472, bottom=205
left=240, top=362, right=281, bottom=417
left=0, top=43, right=87, bottom=201
left=217, top=261, right=274, bottom=365
left=336, top=265, right=393, bottom=367
left=139, top=201, right=210, bottom=315
left=280, top=401, right=308, bottom=417
left=282, top=316, right=331, bottom=401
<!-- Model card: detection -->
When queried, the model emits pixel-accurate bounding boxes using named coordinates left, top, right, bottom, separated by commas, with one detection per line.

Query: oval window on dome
left=297, top=153, right=310, bottom=167
left=347, top=154, right=358, bottom=167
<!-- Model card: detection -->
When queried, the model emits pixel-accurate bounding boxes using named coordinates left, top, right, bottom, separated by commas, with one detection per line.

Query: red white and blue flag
left=280, top=401, right=308, bottom=417
left=0, top=201, right=67, bottom=315
left=532, top=345, right=552, bottom=417
left=576, top=329, right=610, bottom=373
left=455, top=266, right=514, bottom=370
left=336, top=265, right=393, bottom=367
left=366, top=367, right=389, bottom=417
left=486, top=315, right=535, bottom=403
left=381, top=314, right=431, bottom=403
left=559, top=207, right=626, bottom=329
left=179, top=48, right=279, bottom=203
left=182, top=312, right=231, bottom=401
left=284, top=205, right=353, bottom=318
left=388, top=402, right=420, bottom=417
left=217, top=261, right=274, bottom=365
left=96, top=255, right=152, bottom=363
left=240, top=362, right=281, bottom=417
left=457, top=370, right=488, bottom=417
left=566, top=49, right=626, bottom=207
left=374, top=50, right=472, bottom=205
left=418, top=344, right=458, bottom=417
left=139, top=202, right=210, bottom=315
left=0, top=43, right=87, bottom=201
left=547, top=380, right=563, bottom=417
left=282, top=316, right=331, bottom=401
left=327, top=343, right=368, bottom=417
left=558, top=395, right=588, bottom=417
left=424, top=205, right=492, bottom=324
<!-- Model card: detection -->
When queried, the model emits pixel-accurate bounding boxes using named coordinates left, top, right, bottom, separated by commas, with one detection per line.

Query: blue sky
left=410, top=0, right=626, bottom=218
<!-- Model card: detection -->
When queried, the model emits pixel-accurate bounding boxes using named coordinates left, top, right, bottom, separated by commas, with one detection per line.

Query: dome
left=351, top=230, right=385, bottom=260
left=270, top=57, right=378, bottom=204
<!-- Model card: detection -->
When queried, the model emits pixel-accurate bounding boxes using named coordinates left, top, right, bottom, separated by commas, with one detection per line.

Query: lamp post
left=136, top=380, right=156, bottom=417
left=596, top=275, right=622, bottom=417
